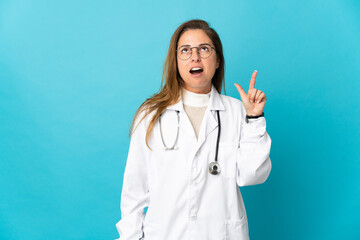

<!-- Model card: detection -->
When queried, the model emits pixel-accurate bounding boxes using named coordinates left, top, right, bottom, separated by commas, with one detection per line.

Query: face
left=177, top=29, right=219, bottom=94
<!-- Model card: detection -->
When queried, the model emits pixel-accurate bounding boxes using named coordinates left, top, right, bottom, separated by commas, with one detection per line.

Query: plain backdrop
left=1, top=0, right=359, bottom=239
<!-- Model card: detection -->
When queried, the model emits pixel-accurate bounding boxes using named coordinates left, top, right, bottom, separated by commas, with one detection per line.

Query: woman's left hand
left=234, top=70, right=267, bottom=116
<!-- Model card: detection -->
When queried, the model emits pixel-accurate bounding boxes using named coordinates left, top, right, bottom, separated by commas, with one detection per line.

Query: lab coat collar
left=208, top=84, right=225, bottom=111
left=166, top=84, right=225, bottom=111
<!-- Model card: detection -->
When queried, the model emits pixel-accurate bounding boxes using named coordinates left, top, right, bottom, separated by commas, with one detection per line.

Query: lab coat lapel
left=166, top=98, right=197, bottom=139
left=195, top=85, right=225, bottom=152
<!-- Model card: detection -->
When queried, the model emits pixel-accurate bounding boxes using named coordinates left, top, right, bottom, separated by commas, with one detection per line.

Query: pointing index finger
left=249, top=70, right=257, bottom=91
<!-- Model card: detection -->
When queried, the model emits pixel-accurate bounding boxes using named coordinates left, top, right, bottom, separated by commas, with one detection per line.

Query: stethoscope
left=159, top=110, right=221, bottom=175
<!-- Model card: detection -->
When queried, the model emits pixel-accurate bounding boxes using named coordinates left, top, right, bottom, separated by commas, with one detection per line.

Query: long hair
left=129, top=19, right=225, bottom=149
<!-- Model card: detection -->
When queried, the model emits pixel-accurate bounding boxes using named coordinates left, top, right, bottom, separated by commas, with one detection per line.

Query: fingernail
left=255, top=70, right=258, bottom=72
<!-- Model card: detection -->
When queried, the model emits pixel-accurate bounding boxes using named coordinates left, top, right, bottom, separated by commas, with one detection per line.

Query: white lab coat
left=115, top=85, right=272, bottom=240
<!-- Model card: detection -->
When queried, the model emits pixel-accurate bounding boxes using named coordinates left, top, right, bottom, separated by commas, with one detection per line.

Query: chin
left=185, top=82, right=212, bottom=93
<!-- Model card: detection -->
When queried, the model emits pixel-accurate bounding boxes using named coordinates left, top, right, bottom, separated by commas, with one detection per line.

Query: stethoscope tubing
left=214, top=110, right=221, bottom=163
left=159, top=110, right=180, bottom=150
left=159, top=110, right=222, bottom=175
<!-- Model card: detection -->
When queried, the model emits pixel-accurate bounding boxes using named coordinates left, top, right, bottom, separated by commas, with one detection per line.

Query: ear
left=216, top=57, right=220, bottom=69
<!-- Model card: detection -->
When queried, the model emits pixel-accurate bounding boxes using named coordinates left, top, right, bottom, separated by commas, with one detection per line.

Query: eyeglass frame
left=176, top=43, right=216, bottom=60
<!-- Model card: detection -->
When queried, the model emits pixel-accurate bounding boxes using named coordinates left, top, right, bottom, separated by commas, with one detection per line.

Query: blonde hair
left=130, top=19, right=225, bottom=149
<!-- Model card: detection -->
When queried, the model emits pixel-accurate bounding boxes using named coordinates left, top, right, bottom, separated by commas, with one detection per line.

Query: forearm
left=236, top=117, right=272, bottom=187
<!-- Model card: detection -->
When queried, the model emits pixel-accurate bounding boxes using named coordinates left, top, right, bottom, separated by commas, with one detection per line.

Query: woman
left=115, top=19, right=271, bottom=240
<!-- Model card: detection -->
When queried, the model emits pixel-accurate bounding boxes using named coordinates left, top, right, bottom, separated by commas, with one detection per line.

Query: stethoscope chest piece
left=208, top=161, right=221, bottom=175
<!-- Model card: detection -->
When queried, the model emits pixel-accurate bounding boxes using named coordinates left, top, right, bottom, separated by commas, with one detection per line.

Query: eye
left=200, top=46, right=209, bottom=52
left=180, top=47, right=189, bottom=54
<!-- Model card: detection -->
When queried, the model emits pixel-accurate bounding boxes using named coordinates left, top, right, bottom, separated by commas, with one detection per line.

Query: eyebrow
left=178, top=43, right=212, bottom=48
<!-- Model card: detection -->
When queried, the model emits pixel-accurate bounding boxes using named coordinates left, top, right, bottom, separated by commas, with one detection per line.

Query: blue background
left=1, top=0, right=359, bottom=239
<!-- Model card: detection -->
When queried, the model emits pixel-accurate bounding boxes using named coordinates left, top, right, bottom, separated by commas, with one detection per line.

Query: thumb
left=234, top=83, right=248, bottom=102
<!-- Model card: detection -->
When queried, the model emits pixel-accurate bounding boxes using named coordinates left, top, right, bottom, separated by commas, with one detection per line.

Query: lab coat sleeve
left=115, top=115, right=150, bottom=240
left=236, top=103, right=272, bottom=187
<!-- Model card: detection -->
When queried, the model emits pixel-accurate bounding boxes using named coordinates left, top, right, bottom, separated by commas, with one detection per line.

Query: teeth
left=191, top=67, right=202, bottom=71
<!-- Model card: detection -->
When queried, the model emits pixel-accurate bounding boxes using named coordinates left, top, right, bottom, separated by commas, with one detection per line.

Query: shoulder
left=218, top=93, right=246, bottom=118
left=140, top=108, right=157, bottom=124
left=132, top=106, right=156, bottom=133
left=219, top=94, right=244, bottom=108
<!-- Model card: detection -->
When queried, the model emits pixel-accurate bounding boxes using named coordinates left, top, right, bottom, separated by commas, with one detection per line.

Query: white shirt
left=115, top=84, right=272, bottom=240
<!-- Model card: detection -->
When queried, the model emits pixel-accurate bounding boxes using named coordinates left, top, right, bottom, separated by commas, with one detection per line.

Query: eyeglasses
left=176, top=44, right=216, bottom=60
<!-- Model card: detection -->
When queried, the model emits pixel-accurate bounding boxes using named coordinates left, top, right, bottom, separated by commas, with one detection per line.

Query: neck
left=182, top=88, right=210, bottom=107
left=183, top=85, right=211, bottom=94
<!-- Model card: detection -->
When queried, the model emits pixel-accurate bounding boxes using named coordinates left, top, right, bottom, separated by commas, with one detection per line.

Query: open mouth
left=189, top=67, right=204, bottom=74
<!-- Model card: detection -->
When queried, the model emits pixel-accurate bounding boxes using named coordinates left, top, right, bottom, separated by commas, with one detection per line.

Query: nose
left=190, top=47, right=201, bottom=62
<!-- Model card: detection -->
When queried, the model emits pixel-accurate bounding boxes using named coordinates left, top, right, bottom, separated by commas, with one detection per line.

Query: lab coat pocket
left=225, top=218, right=249, bottom=240
left=218, top=142, right=238, bottom=178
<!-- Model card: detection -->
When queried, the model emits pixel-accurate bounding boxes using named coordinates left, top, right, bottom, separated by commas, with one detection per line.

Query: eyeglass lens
left=177, top=44, right=213, bottom=60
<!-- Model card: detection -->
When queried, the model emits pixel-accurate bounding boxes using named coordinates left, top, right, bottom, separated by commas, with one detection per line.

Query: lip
left=189, top=69, right=204, bottom=77
left=190, top=72, right=203, bottom=77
